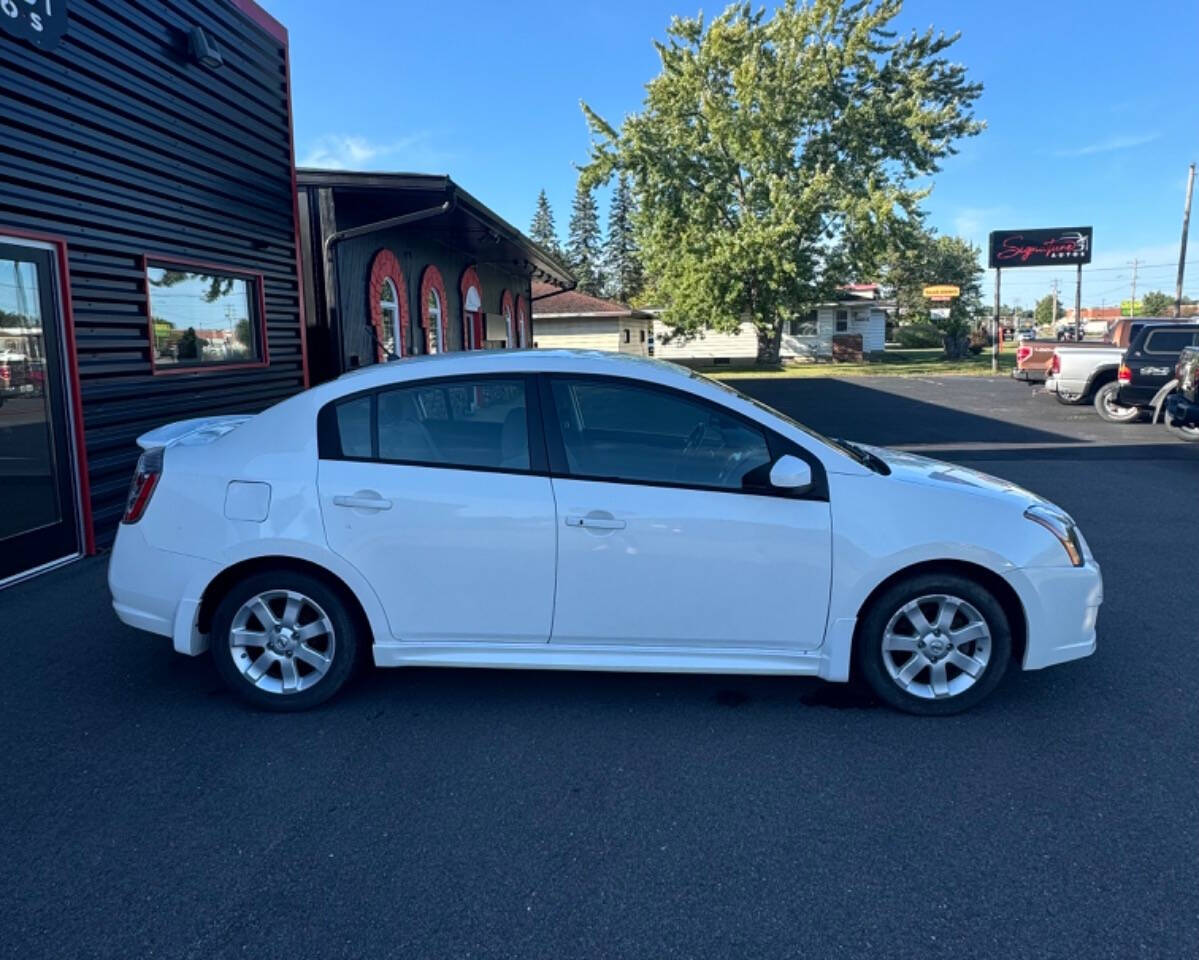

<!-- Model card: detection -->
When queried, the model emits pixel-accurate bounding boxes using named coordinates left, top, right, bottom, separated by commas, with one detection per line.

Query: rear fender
left=1150, top=379, right=1179, bottom=423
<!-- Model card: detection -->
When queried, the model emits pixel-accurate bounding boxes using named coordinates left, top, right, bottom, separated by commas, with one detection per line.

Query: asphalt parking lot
left=3, top=375, right=1197, bottom=960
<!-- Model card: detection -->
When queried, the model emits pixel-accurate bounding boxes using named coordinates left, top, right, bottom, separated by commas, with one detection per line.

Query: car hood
left=858, top=443, right=1047, bottom=508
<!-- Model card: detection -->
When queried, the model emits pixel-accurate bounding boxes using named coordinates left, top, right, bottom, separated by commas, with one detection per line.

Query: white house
left=652, top=285, right=889, bottom=365
left=531, top=284, right=655, bottom=356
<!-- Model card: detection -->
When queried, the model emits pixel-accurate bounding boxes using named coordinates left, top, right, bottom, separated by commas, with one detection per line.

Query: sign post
left=993, top=271, right=1001, bottom=374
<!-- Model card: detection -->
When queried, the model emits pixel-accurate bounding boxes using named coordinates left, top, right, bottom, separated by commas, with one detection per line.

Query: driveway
left=2, top=376, right=1196, bottom=960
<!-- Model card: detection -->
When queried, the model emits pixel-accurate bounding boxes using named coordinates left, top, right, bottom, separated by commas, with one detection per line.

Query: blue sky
left=271, top=0, right=1199, bottom=308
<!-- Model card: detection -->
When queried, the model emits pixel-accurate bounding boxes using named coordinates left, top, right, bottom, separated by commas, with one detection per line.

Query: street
left=2, top=375, right=1196, bottom=960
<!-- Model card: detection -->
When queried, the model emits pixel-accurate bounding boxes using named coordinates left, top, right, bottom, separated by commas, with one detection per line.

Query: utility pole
left=1129, top=259, right=1141, bottom=316
left=1050, top=278, right=1059, bottom=334
left=1176, top=162, right=1195, bottom=317
left=1074, top=265, right=1083, bottom=340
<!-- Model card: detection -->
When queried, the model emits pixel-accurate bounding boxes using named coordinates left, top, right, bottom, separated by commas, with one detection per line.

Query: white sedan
left=109, top=350, right=1102, bottom=715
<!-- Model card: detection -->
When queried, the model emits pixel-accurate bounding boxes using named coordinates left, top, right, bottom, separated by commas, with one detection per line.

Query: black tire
left=210, top=569, right=361, bottom=711
left=853, top=572, right=1012, bottom=716
left=1165, top=417, right=1199, bottom=442
left=1093, top=381, right=1141, bottom=423
left=1053, top=387, right=1087, bottom=405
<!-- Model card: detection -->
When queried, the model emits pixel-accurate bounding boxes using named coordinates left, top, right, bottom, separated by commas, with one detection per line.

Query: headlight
left=1024, top=504, right=1084, bottom=567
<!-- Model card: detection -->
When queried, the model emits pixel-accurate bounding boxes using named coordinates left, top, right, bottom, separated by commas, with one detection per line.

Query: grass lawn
left=708, top=343, right=1018, bottom=379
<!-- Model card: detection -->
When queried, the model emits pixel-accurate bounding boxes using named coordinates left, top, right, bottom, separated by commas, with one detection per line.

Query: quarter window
left=147, top=262, right=263, bottom=369
left=1144, top=329, right=1199, bottom=355
left=549, top=379, right=772, bottom=490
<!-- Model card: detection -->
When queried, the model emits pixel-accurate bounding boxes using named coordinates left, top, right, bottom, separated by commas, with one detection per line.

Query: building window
left=623, top=328, right=631, bottom=343
left=499, top=289, right=515, bottom=349
left=146, top=261, right=264, bottom=371
left=419, top=265, right=449, bottom=354
left=640, top=329, right=646, bottom=342
left=515, top=294, right=529, bottom=348
left=368, top=249, right=407, bottom=362
left=460, top=266, right=484, bottom=350
left=835, top=309, right=849, bottom=333
left=379, top=278, right=399, bottom=359
left=789, top=310, right=818, bottom=336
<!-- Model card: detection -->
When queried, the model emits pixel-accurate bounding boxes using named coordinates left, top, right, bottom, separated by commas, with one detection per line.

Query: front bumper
left=1004, top=559, right=1103, bottom=670
left=1165, top=392, right=1199, bottom=427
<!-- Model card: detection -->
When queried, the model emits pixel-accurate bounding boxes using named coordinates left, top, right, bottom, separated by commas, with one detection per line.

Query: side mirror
left=769, top=454, right=812, bottom=492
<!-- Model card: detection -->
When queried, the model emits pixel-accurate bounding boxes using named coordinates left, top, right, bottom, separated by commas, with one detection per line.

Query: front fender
left=1150, top=379, right=1179, bottom=423
left=172, top=538, right=391, bottom=656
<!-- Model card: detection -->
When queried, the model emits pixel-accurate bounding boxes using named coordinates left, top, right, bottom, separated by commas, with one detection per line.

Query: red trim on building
left=0, top=225, right=95, bottom=556
left=142, top=255, right=270, bottom=376
left=499, top=289, right=515, bottom=348
left=226, top=0, right=289, bottom=44
left=515, top=293, right=529, bottom=348
left=459, top=265, right=484, bottom=350
left=419, top=265, right=450, bottom=353
left=368, top=249, right=407, bottom=360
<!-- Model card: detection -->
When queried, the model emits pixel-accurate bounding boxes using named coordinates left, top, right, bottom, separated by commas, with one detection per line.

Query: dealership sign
left=1, top=0, right=67, bottom=51
left=988, top=227, right=1092, bottom=269
left=922, top=284, right=960, bottom=301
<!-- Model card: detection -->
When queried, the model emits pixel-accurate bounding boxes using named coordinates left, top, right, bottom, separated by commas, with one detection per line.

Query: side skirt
left=371, top=634, right=853, bottom=680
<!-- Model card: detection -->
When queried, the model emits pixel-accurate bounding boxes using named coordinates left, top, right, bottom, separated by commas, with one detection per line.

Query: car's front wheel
left=211, top=570, right=360, bottom=711
left=854, top=573, right=1012, bottom=716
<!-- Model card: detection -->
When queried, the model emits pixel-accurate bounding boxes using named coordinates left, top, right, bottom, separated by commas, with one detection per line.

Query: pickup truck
left=1163, top=346, right=1199, bottom=441
left=1018, top=317, right=1148, bottom=387
left=1094, top=323, right=1199, bottom=423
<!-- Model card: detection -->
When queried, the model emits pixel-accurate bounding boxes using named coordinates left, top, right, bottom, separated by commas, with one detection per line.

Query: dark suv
left=1164, top=345, right=1199, bottom=441
left=1094, top=323, right=1199, bottom=423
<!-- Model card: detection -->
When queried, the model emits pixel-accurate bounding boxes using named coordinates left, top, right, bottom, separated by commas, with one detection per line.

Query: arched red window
left=368, top=249, right=407, bottom=361
left=460, top=266, right=484, bottom=350
left=515, top=293, right=529, bottom=348
left=499, top=289, right=515, bottom=349
left=418, top=265, right=449, bottom=354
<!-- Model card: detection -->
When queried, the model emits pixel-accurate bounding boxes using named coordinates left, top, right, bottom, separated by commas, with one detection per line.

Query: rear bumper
left=108, top=524, right=219, bottom=655
left=1165, top=392, right=1199, bottom=427
left=1011, top=368, right=1046, bottom=383
left=1004, top=560, right=1103, bottom=671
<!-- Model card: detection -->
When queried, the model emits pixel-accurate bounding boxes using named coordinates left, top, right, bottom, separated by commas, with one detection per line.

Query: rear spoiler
left=136, top=415, right=253, bottom=451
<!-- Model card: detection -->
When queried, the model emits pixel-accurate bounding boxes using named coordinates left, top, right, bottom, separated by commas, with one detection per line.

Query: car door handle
left=332, top=494, right=393, bottom=511
left=565, top=514, right=626, bottom=530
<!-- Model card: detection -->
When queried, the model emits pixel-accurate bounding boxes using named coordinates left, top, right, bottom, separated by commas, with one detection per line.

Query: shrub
left=894, top=323, right=943, bottom=348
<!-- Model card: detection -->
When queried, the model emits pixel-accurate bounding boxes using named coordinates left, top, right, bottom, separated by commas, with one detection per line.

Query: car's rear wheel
left=854, top=573, right=1011, bottom=716
left=1093, top=382, right=1140, bottom=423
left=211, top=570, right=360, bottom=711
left=1053, top=386, right=1086, bottom=405
left=1165, top=416, right=1199, bottom=442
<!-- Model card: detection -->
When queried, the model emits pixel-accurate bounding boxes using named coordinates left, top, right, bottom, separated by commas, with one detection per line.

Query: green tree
left=579, top=0, right=983, bottom=362
left=566, top=178, right=605, bottom=295
left=885, top=232, right=983, bottom=358
left=529, top=189, right=561, bottom=256
left=604, top=173, right=645, bottom=302
left=1034, top=293, right=1066, bottom=326
left=1140, top=290, right=1174, bottom=316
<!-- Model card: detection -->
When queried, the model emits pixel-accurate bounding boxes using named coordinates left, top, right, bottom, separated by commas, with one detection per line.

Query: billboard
left=988, top=228, right=1092, bottom=269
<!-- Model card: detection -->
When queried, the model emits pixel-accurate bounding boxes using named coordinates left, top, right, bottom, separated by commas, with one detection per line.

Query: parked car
left=1163, top=346, right=1199, bottom=441
left=109, top=350, right=1102, bottom=716
left=1093, top=323, right=1199, bottom=423
left=1017, top=317, right=1151, bottom=387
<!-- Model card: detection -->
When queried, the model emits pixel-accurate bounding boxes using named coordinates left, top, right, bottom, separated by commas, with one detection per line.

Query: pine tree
left=604, top=173, right=643, bottom=302
left=566, top=179, right=604, bottom=296
left=529, top=189, right=560, bottom=256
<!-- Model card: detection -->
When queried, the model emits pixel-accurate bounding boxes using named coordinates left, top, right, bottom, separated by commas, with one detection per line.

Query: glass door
left=0, top=240, right=80, bottom=583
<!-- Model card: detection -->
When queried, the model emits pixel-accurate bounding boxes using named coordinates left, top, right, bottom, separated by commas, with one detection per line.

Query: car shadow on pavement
left=733, top=377, right=1083, bottom=447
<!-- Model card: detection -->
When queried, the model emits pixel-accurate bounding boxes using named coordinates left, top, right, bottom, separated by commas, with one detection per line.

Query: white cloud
left=300, top=133, right=452, bottom=172
left=1052, top=133, right=1160, bottom=158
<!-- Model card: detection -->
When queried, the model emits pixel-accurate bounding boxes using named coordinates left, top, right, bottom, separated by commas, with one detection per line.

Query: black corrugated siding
left=0, top=0, right=305, bottom=546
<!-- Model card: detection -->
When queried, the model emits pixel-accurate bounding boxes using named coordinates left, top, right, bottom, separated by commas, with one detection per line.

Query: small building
left=1, top=0, right=306, bottom=586
left=529, top=283, right=654, bottom=355
left=296, top=171, right=573, bottom=382
left=651, top=285, right=890, bottom=365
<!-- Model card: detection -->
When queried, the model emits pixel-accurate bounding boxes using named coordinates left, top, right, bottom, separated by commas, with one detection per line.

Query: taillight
left=1016, top=345, right=1032, bottom=363
left=1051, top=353, right=1061, bottom=374
left=1118, top=364, right=1131, bottom=383
left=122, top=447, right=163, bottom=524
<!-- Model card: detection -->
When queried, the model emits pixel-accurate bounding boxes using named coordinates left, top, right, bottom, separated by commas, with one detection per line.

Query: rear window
left=1144, top=329, right=1199, bottom=355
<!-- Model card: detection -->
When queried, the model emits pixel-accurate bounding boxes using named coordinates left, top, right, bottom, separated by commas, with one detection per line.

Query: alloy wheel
left=228, top=589, right=336, bottom=695
left=881, top=594, right=992, bottom=701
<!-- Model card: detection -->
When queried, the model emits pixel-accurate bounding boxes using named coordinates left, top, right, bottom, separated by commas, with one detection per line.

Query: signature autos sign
left=1, top=0, right=68, bottom=51
left=988, top=227, right=1093, bottom=269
